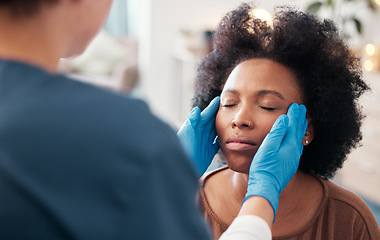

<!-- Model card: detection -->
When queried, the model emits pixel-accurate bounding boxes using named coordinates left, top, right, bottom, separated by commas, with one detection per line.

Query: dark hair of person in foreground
left=0, top=0, right=59, bottom=17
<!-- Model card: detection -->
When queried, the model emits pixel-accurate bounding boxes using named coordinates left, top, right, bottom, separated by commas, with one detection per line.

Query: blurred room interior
left=58, top=0, right=380, bottom=225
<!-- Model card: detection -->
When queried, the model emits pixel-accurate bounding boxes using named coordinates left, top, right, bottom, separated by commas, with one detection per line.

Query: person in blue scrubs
left=0, top=1, right=212, bottom=239
left=0, top=1, right=306, bottom=239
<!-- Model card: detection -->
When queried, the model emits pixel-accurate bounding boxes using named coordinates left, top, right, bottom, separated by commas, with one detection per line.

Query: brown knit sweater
left=199, top=167, right=380, bottom=240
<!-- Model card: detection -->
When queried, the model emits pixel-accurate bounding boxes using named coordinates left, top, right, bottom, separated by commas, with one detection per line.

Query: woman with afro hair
left=194, top=2, right=380, bottom=239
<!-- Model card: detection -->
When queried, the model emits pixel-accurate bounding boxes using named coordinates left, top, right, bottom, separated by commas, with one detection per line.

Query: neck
left=276, top=171, right=314, bottom=216
left=230, top=169, right=310, bottom=209
left=229, top=169, right=323, bottom=235
left=0, top=9, right=66, bottom=72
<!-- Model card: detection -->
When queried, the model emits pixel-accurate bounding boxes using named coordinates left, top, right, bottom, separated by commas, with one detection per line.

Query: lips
left=225, top=136, right=257, bottom=151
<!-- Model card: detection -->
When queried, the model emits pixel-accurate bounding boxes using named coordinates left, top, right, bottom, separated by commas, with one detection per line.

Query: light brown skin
left=0, top=0, right=113, bottom=72
left=207, top=58, right=322, bottom=235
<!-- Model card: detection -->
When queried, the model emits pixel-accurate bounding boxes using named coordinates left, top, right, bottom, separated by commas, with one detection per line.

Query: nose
left=231, top=105, right=253, bottom=129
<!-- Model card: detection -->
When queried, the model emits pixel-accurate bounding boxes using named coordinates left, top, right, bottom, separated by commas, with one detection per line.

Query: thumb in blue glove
left=177, top=97, right=220, bottom=178
left=244, top=103, right=308, bottom=221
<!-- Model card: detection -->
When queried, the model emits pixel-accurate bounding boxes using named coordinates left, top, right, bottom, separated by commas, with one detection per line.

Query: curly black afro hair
left=193, top=2, right=369, bottom=179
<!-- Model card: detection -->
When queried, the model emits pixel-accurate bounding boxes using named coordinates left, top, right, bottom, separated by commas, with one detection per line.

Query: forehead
left=223, top=58, right=303, bottom=102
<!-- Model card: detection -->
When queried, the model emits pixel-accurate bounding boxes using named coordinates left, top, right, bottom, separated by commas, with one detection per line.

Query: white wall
left=135, top=0, right=380, bottom=127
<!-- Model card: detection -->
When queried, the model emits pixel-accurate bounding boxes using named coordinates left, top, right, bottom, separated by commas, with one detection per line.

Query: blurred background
left=59, top=0, right=380, bottom=224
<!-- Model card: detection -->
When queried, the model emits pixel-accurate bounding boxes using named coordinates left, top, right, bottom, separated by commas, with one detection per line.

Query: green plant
left=306, top=0, right=378, bottom=39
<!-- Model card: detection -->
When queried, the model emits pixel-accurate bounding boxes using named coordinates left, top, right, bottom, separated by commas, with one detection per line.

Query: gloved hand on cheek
left=244, top=103, right=308, bottom=221
left=177, top=97, right=220, bottom=178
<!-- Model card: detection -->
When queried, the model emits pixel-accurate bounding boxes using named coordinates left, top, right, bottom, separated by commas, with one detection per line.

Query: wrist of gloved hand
left=243, top=173, right=281, bottom=217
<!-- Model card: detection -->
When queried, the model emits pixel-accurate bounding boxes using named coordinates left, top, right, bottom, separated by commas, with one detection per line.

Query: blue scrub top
left=0, top=59, right=211, bottom=240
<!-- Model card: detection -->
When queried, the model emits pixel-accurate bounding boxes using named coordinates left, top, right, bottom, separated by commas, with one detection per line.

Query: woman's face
left=216, top=58, right=303, bottom=174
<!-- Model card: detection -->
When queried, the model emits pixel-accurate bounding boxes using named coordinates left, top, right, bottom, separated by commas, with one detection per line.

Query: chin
left=225, top=160, right=251, bottom=174
left=64, top=39, right=91, bottom=59
left=222, top=151, right=254, bottom=174
left=63, top=47, right=86, bottom=59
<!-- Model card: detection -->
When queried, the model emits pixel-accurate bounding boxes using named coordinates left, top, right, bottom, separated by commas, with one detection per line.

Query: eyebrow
left=221, top=89, right=285, bottom=100
left=257, top=90, right=285, bottom=100
left=221, top=89, right=239, bottom=95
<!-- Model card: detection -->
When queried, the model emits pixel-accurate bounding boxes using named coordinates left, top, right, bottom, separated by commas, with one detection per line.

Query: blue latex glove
left=244, top=103, right=308, bottom=220
left=177, top=97, right=220, bottom=178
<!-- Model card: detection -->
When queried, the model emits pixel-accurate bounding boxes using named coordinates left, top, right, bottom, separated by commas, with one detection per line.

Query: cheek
left=263, top=116, right=277, bottom=131
left=215, top=110, right=228, bottom=137
left=256, top=114, right=283, bottom=144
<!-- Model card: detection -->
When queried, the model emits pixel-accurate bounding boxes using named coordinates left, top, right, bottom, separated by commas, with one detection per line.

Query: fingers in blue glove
left=177, top=96, right=221, bottom=178
left=187, top=107, right=201, bottom=129
left=244, top=103, right=308, bottom=221
left=261, top=114, right=289, bottom=152
left=283, top=103, right=308, bottom=152
left=297, top=104, right=307, bottom=140
left=285, top=103, right=300, bottom=141
left=187, top=96, right=220, bottom=137
left=202, top=96, right=220, bottom=155
left=200, top=96, right=220, bottom=123
left=203, top=96, right=220, bottom=151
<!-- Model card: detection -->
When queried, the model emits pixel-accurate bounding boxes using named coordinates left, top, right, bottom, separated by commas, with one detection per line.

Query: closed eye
left=222, top=104, right=237, bottom=108
left=260, top=106, right=276, bottom=111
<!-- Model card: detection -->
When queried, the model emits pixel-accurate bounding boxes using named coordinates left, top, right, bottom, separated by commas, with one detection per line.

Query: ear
left=303, top=117, right=314, bottom=146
